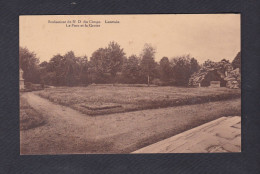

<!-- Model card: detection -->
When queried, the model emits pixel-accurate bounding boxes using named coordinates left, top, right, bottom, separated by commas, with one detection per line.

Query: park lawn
left=36, top=85, right=241, bottom=116
left=20, top=96, right=241, bottom=154
left=20, top=95, right=46, bottom=130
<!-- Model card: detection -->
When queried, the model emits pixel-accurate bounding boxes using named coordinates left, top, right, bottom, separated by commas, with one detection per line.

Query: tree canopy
left=19, top=47, right=40, bottom=83
left=89, top=41, right=125, bottom=83
left=232, top=51, right=241, bottom=71
left=140, top=44, right=157, bottom=85
left=20, top=43, right=238, bottom=87
left=170, top=55, right=198, bottom=86
left=159, top=57, right=172, bottom=82
left=122, top=55, right=141, bottom=84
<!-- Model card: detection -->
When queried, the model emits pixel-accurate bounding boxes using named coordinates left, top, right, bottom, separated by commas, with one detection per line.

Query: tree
left=232, top=51, right=241, bottom=71
left=190, top=57, right=200, bottom=74
left=48, top=54, right=64, bottom=85
left=170, top=55, right=193, bottom=86
left=62, top=51, right=80, bottom=86
left=89, top=48, right=109, bottom=83
left=159, top=57, right=172, bottom=82
left=78, top=56, right=89, bottom=85
left=89, top=42, right=125, bottom=83
left=19, top=47, right=40, bottom=83
left=122, top=55, right=141, bottom=83
left=106, top=41, right=125, bottom=80
left=39, top=61, right=48, bottom=67
left=203, top=59, right=215, bottom=67
left=41, top=51, right=85, bottom=86
left=140, top=44, right=156, bottom=86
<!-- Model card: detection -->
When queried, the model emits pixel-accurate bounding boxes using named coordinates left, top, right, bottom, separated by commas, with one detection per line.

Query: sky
left=20, top=14, right=240, bottom=64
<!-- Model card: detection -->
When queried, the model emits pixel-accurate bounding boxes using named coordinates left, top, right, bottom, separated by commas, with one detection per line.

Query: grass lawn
left=20, top=95, right=46, bottom=130
left=36, top=85, right=241, bottom=116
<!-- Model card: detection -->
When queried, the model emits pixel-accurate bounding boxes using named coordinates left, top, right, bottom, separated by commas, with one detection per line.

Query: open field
left=20, top=95, right=46, bottom=130
left=20, top=92, right=240, bottom=154
left=36, top=85, right=241, bottom=116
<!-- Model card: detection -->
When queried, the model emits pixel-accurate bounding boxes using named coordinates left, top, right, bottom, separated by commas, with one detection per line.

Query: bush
left=24, top=82, right=44, bottom=91
left=25, top=82, right=33, bottom=89
left=151, top=78, right=163, bottom=86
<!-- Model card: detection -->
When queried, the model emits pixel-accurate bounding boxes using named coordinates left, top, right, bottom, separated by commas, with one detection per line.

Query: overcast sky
left=20, top=14, right=240, bottom=64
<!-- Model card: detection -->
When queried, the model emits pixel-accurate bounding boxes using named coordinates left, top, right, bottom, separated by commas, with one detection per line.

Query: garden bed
left=36, top=86, right=241, bottom=116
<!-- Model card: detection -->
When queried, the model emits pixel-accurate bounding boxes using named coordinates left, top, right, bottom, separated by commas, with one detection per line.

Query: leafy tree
left=48, top=54, right=63, bottom=71
left=39, top=61, right=48, bottom=67
left=19, top=47, right=40, bottom=83
left=89, top=48, right=109, bottom=83
left=140, top=44, right=157, bottom=86
left=41, top=51, right=87, bottom=86
left=221, top=58, right=229, bottom=63
left=122, top=55, right=141, bottom=83
left=170, top=55, right=193, bottom=86
left=106, top=41, right=125, bottom=80
left=62, top=51, right=80, bottom=86
left=47, top=54, right=64, bottom=85
left=190, top=57, right=200, bottom=74
left=232, top=51, right=241, bottom=71
left=159, top=57, right=172, bottom=82
left=203, top=59, right=215, bottom=67
left=78, top=56, right=89, bottom=85
left=90, top=42, right=125, bottom=83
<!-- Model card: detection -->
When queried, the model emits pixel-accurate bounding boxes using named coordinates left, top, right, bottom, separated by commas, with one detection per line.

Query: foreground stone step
left=132, top=116, right=241, bottom=153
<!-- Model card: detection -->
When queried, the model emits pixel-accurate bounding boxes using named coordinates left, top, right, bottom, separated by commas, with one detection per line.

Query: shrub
left=151, top=78, right=163, bottom=86
left=25, top=82, right=33, bottom=89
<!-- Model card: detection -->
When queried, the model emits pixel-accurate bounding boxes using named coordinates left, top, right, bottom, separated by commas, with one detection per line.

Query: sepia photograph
left=19, top=14, right=241, bottom=154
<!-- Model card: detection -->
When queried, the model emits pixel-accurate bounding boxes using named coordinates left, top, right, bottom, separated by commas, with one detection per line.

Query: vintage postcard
left=19, top=14, right=241, bottom=154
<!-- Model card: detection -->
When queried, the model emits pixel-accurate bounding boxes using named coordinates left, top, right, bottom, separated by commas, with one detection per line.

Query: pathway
left=132, top=116, right=241, bottom=153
